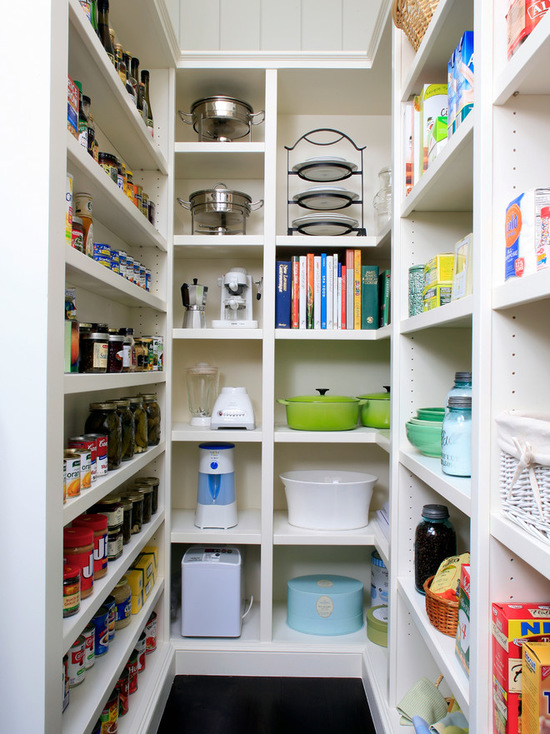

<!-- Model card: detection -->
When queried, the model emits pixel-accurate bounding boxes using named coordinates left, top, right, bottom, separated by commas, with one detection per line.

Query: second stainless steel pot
left=177, top=183, right=263, bottom=235
left=178, top=96, right=265, bottom=141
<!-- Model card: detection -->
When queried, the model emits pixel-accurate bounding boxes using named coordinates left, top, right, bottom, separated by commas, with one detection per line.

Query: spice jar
left=85, top=403, right=122, bottom=470
left=98, top=151, right=118, bottom=184
left=441, top=395, right=472, bottom=477
left=140, top=393, right=161, bottom=446
left=64, top=526, right=94, bottom=599
left=109, top=399, right=135, bottom=462
left=72, top=513, right=108, bottom=579
left=79, top=330, right=109, bottom=373
left=414, top=504, right=457, bottom=594
left=113, top=576, right=131, bottom=629
left=127, top=397, right=148, bottom=453
left=107, top=333, right=124, bottom=373
left=123, top=491, right=144, bottom=534
left=63, top=565, right=81, bottom=618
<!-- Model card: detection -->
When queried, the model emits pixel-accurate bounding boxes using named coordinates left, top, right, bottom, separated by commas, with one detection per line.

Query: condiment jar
left=123, top=491, right=144, bottom=534
left=91, top=495, right=124, bottom=529
left=85, top=403, right=122, bottom=470
left=140, top=393, right=161, bottom=446
left=71, top=216, right=84, bottom=252
left=119, top=327, right=135, bottom=372
left=414, top=504, right=457, bottom=594
left=98, top=151, right=118, bottom=184
left=64, top=526, right=94, bottom=599
left=79, top=330, right=108, bottom=373
left=63, top=564, right=81, bottom=618
left=107, top=333, right=125, bottom=373
left=127, top=397, right=148, bottom=453
left=72, top=513, right=108, bottom=579
left=113, top=576, right=131, bottom=629
left=441, top=395, right=472, bottom=477
left=134, top=338, right=147, bottom=371
left=132, top=482, right=153, bottom=523
left=108, top=399, right=135, bottom=462
left=140, top=476, right=159, bottom=514
left=119, top=497, right=133, bottom=544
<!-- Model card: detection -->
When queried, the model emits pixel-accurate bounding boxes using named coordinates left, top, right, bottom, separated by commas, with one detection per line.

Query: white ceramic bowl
left=279, top=470, right=377, bottom=530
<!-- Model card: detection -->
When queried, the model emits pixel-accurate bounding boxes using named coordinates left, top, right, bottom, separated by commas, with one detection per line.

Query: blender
left=181, top=278, right=208, bottom=328
left=186, top=363, right=219, bottom=427
left=195, top=442, right=238, bottom=529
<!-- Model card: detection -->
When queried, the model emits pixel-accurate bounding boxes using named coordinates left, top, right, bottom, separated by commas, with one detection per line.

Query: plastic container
left=287, top=574, right=364, bottom=635
left=366, top=604, right=388, bottom=646
left=370, top=550, right=388, bottom=606
left=414, top=504, right=457, bottom=594
left=279, top=470, right=377, bottom=530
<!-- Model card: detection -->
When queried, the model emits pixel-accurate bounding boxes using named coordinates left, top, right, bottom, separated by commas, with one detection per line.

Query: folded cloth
left=429, top=711, right=469, bottom=733
left=397, top=677, right=449, bottom=726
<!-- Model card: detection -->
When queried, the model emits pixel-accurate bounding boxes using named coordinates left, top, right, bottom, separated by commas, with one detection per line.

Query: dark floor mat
left=158, top=675, right=377, bottom=734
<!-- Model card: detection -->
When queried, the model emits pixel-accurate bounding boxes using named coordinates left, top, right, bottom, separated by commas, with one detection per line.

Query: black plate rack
left=285, top=128, right=366, bottom=236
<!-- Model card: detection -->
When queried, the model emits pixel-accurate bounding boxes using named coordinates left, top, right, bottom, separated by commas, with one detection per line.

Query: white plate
left=291, top=157, right=358, bottom=182
left=293, top=186, right=359, bottom=210
left=292, top=213, right=359, bottom=236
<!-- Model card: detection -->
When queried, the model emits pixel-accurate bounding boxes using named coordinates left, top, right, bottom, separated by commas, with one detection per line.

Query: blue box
left=456, top=31, right=474, bottom=127
left=287, top=574, right=364, bottom=635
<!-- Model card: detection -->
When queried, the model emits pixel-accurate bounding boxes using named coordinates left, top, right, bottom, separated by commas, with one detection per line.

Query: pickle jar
left=140, top=476, right=159, bottom=515
left=140, top=393, right=161, bottom=446
left=108, top=400, right=135, bottom=462
left=84, top=403, right=122, bottom=471
left=119, top=497, right=133, bottom=544
left=126, top=396, right=148, bottom=453
left=122, top=491, right=144, bottom=534
left=132, top=481, right=153, bottom=524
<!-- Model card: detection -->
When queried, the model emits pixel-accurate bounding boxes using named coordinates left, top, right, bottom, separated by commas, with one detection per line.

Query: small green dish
left=405, top=421, right=442, bottom=458
left=416, top=407, right=445, bottom=421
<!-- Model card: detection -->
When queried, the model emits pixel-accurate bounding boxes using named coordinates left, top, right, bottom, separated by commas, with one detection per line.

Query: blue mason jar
left=445, top=371, right=472, bottom=414
left=441, top=395, right=472, bottom=477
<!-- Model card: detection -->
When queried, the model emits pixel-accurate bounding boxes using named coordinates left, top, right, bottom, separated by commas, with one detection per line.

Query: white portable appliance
left=181, top=545, right=247, bottom=637
left=212, top=266, right=260, bottom=328
left=211, top=386, right=255, bottom=430
left=194, top=442, right=238, bottom=529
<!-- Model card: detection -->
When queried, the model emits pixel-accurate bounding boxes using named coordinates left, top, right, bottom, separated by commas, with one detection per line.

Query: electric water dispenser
left=195, top=442, right=238, bottom=529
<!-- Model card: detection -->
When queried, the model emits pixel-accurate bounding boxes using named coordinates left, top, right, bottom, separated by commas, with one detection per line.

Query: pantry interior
left=3, top=0, right=550, bottom=732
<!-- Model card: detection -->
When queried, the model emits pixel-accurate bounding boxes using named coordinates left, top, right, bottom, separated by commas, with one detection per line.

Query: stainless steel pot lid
left=292, top=186, right=359, bottom=210
left=292, top=156, right=358, bottom=182
left=292, top=213, right=358, bottom=236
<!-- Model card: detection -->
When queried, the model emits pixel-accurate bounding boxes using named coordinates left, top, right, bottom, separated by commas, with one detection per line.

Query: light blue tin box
left=287, top=574, right=364, bottom=635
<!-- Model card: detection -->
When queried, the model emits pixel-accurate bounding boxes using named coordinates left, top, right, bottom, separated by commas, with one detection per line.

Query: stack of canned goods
left=97, top=151, right=155, bottom=224
left=91, top=242, right=152, bottom=291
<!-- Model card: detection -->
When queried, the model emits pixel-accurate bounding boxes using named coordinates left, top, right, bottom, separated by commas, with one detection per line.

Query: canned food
left=71, top=216, right=84, bottom=252
left=104, top=594, right=116, bottom=641
left=135, top=631, right=146, bottom=674
left=116, top=667, right=130, bottom=717
left=145, top=268, right=151, bottom=291
left=111, top=248, right=120, bottom=274
left=68, top=436, right=97, bottom=480
left=99, top=689, right=119, bottom=732
left=145, top=611, right=157, bottom=653
left=92, top=605, right=110, bottom=656
left=93, top=254, right=112, bottom=269
left=125, top=650, right=138, bottom=694
left=139, top=264, right=146, bottom=289
left=63, top=450, right=81, bottom=498
left=118, top=250, right=127, bottom=275
left=133, top=259, right=140, bottom=282
left=76, top=449, right=92, bottom=490
left=125, top=255, right=134, bottom=282
left=85, top=433, right=108, bottom=476
left=82, top=623, right=95, bottom=669
left=68, top=636, right=86, bottom=687
left=93, top=243, right=111, bottom=258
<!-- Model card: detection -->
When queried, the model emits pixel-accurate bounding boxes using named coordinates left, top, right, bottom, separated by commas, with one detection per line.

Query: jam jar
left=107, top=333, right=125, bottom=373
left=85, top=403, right=122, bottom=471
left=79, top=330, right=108, bottom=373
left=140, top=393, right=161, bottom=446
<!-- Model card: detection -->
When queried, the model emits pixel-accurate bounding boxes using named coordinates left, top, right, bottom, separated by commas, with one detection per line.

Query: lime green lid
left=366, top=605, right=388, bottom=647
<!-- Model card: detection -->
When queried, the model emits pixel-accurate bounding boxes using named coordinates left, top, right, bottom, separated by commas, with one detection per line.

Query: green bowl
left=405, top=421, right=442, bottom=457
left=416, top=407, right=445, bottom=421
left=408, top=417, right=444, bottom=427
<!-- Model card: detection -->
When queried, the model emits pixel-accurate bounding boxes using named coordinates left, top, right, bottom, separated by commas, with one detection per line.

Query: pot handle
left=250, top=110, right=265, bottom=125
left=250, top=199, right=264, bottom=211
left=177, top=197, right=191, bottom=210
left=357, top=399, right=368, bottom=406
left=316, top=388, right=329, bottom=395
left=178, top=110, right=193, bottom=125
left=277, top=399, right=290, bottom=406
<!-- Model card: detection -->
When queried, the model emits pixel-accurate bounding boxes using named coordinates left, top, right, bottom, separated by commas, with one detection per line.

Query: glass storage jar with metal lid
left=414, top=504, right=457, bottom=594
left=125, top=396, right=148, bottom=453
left=108, top=399, right=135, bottom=462
left=112, top=576, right=131, bottom=629
left=79, top=329, right=109, bottom=373
left=139, top=393, right=161, bottom=446
left=98, top=151, right=118, bottom=184
left=119, top=497, right=133, bottom=544
left=107, top=333, right=125, bottom=373
left=131, top=480, right=153, bottom=523
left=85, top=403, right=122, bottom=470
left=91, top=495, right=123, bottom=529
left=441, top=395, right=472, bottom=477
left=122, top=491, right=144, bottom=534
left=139, top=476, right=159, bottom=515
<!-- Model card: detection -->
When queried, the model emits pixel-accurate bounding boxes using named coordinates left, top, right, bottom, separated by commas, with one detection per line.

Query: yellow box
left=423, top=284, right=452, bottom=311
left=131, top=592, right=143, bottom=615
left=142, top=545, right=158, bottom=573
left=522, top=641, right=550, bottom=733
left=125, top=568, right=143, bottom=597
left=424, top=253, right=455, bottom=288
left=134, top=553, right=156, bottom=585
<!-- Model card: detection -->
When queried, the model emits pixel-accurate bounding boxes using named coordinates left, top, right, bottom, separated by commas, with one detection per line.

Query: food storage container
left=287, top=574, right=364, bottom=635
left=279, top=470, right=377, bottom=530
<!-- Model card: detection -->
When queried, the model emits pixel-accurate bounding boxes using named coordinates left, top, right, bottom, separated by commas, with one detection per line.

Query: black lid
left=455, top=371, right=472, bottom=382
left=448, top=396, right=472, bottom=408
left=421, top=504, right=449, bottom=519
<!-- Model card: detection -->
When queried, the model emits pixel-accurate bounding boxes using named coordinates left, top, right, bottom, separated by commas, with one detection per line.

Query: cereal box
left=455, top=31, right=474, bottom=128
left=455, top=564, right=471, bottom=676
left=492, top=603, right=550, bottom=733
left=505, top=189, right=550, bottom=280
left=522, top=641, right=550, bottom=734
left=67, top=76, right=78, bottom=140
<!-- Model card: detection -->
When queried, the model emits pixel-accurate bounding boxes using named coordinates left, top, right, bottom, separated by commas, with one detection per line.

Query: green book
left=361, top=265, right=379, bottom=329
left=379, top=270, right=391, bottom=327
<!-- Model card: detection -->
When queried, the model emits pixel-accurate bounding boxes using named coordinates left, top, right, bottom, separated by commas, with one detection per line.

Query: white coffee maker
left=211, top=267, right=261, bottom=328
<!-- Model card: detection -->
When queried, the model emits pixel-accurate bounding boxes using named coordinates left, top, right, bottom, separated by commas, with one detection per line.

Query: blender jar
left=186, top=363, right=219, bottom=426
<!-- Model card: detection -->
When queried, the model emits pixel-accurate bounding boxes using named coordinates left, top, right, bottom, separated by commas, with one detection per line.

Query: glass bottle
left=118, top=327, right=135, bottom=372
left=74, top=82, right=88, bottom=150
left=441, top=395, right=472, bottom=477
left=445, top=371, right=472, bottom=413
left=414, top=504, right=457, bottom=594
left=114, top=43, right=125, bottom=83
left=86, top=112, right=95, bottom=158
left=138, top=82, right=148, bottom=123
left=123, top=53, right=137, bottom=103
left=89, top=0, right=98, bottom=34
left=97, top=0, right=115, bottom=65
left=373, top=166, right=392, bottom=230
left=130, top=57, right=140, bottom=101
left=141, top=70, right=154, bottom=136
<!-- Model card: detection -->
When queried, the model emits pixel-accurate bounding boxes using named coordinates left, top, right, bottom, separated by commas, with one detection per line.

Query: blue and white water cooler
left=194, top=442, right=238, bottom=529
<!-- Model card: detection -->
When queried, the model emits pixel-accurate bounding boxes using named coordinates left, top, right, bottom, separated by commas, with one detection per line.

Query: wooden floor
left=158, top=675, right=377, bottom=734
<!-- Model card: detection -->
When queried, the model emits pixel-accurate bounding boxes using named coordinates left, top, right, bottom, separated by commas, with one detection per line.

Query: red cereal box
left=507, top=0, right=550, bottom=59
left=492, top=603, right=550, bottom=733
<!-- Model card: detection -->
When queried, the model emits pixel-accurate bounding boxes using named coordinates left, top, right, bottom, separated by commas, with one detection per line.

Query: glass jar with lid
left=445, top=371, right=472, bottom=413
left=373, top=166, right=392, bottom=230
left=84, top=403, right=122, bottom=470
left=107, top=333, right=125, bottom=373
left=134, top=338, right=148, bottom=371
left=119, top=328, right=135, bottom=372
left=441, top=395, right=472, bottom=477
left=79, top=330, right=109, bottom=373
left=414, top=504, right=457, bottom=594
left=140, top=393, right=161, bottom=446
left=108, top=399, right=135, bottom=462
left=122, top=491, right=144, bottom=534
left=126, top=396, right=148, bottom=453
left=113, top=576, right=131, bottom=629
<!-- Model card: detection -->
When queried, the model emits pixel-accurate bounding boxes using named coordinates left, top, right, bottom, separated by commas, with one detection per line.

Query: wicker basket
left=500, top=451, right=550, bottom=544
left=392, top=0, right=440, bottom=52
left=423, top=576, right=459, bottom=637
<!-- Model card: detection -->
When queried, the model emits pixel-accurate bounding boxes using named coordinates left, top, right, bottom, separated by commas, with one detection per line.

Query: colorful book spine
left=306, top=253, right=314, bottom=329
left=337, top=263, right=342, bottom=329
left=291, top=256, right=300, bottom=328
left=275, top=260, right=291, bottom=328
left=341, top=264, right=347, bottom=329
left=314, top=255, right=321, bottom=329
left=379, top=270, right=391, bottom=327
left=332, top=254, right=338, bottom=329
left=345, top=249, right=354, bottom=328
left=299, top=256, right=307, bottom=328
left=361, top=265, right=379, bottom=329
left=353, top=249, right=361, bottom=329
left=320, top=253, right=327, bottom=329
left=327, top=254, right=334, bottom=329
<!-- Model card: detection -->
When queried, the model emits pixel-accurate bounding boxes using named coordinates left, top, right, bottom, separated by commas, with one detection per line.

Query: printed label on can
left=92, top=610, right=109, bottom=656
left=115, top=596, right=131, bottom=625
left=93, top=435, right=108, bottom=476
left=71, top=229, right=84, bottom=253
left=68, top=638, right=86, bottom=687
left=145, top=612, right=157, bottom=653
left=76, top=449, right=92, bottom=490
left=93, top=243, right=111, bottom=258
left=82, top=624, right=95, bottom=669
left=93, top=254, right=112, bottom=268
left=64, top=455, right=81, bottom=498
left=68, top=437, right=97, bottom=478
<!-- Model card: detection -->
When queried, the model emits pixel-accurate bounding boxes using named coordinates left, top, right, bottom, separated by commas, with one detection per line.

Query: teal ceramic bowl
left=408, top=417, right=443, bottom=427
left=416, top=407, right=445, bottom=421
left=405, top=421, right=442, bottom=458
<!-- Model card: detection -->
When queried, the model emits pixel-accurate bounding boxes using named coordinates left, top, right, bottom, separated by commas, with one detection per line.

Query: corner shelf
left=171, top=508, right=261, bottom=544
left=399, top=449, right=471, bottom=516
